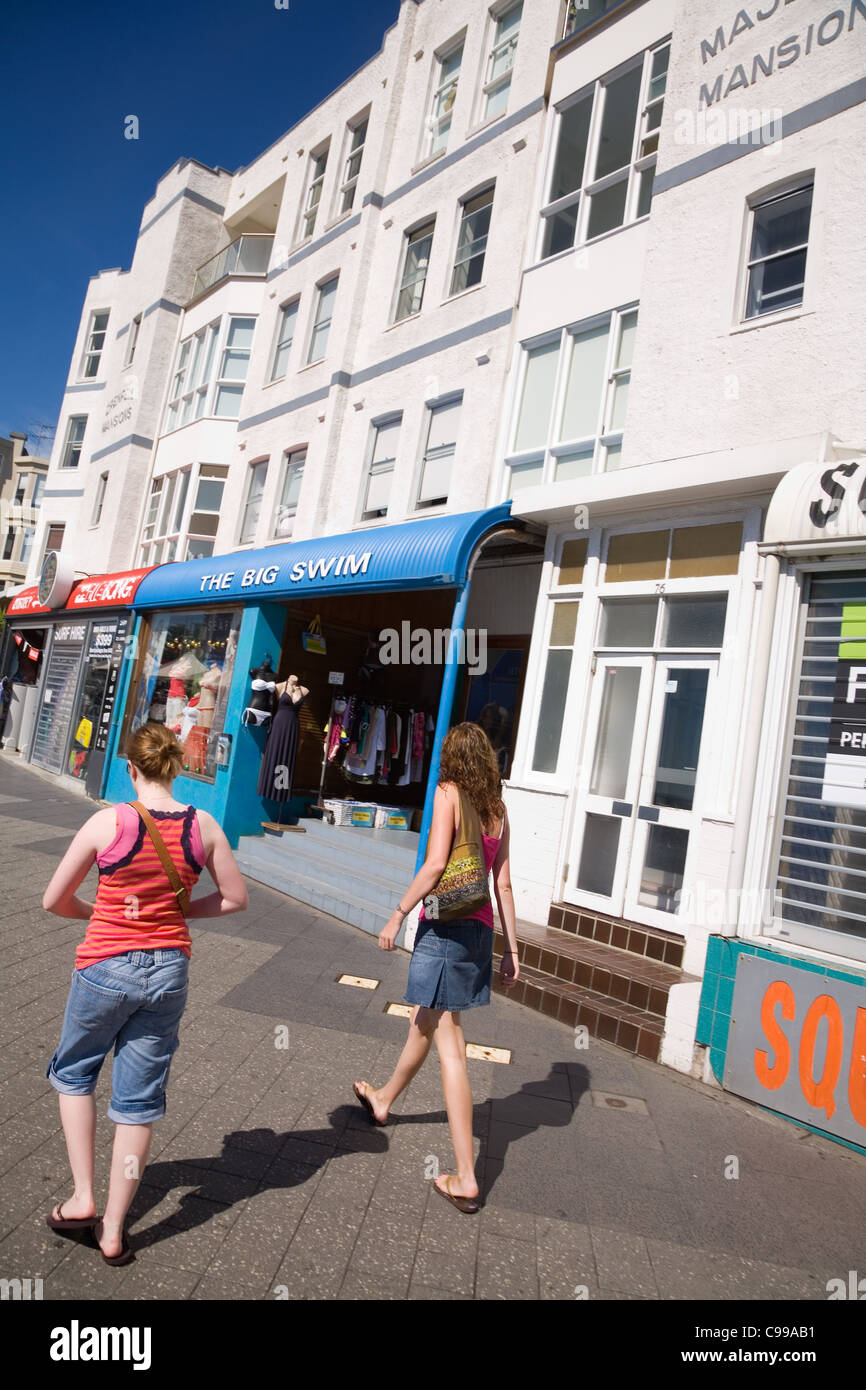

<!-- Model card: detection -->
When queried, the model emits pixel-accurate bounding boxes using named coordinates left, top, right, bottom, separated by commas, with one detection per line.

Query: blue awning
left=132, top=505, right=515, bottom=609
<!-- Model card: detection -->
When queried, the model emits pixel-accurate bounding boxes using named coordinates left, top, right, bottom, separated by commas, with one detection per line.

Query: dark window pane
left=594, top=66, right=641, bottom=179
left=531, top=648, right=572, bottom=772
left=587, top=178, right=628, bottom=239
left=746, top=248, right=807, bottom=318
left=549, top=96, right=592, bottom=201
left=542, top=203, right=579, bottom=258
left=750, top=187, right=812, bottom=260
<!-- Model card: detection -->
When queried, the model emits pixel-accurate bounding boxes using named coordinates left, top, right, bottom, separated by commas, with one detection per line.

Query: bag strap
left=130, top=801, right=191, bottom=917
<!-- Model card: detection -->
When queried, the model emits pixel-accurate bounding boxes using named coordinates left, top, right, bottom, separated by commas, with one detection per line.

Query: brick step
left=491, top=953, right=664, bottom=1062
left=548, top=901, right=685, bottom=969
left=494, top=921, right=696, bottom=1017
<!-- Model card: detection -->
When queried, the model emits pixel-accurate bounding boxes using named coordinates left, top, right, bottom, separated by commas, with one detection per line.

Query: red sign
left=6, top=567, right=153, bottom=616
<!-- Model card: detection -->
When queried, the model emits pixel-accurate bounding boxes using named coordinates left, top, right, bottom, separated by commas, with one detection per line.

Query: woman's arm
left=492, top=812, right=520, bottom=987
left=42, top=809, right=115, bottom=918
left=187, top=811, right=249, bottom=917
left=378, top=783, right=456, bottom=949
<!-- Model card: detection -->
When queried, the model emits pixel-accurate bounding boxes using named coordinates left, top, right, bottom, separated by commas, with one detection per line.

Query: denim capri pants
left=46, top=948, right=189, bottom=1124
left=404, top=917, right=493, bottom=1011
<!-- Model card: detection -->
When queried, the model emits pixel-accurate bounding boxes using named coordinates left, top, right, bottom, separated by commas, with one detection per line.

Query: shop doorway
left=564, top=653, right=718, bottom=931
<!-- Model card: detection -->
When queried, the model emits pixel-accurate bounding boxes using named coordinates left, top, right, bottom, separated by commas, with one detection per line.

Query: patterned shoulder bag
left=423, top=788, right=491, bottom=923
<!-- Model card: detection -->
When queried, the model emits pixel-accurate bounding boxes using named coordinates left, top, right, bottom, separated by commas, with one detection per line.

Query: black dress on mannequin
left=257, top=689, right=306, bottom=801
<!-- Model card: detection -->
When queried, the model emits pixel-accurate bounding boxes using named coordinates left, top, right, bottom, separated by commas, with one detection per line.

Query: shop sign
left=823, top=603, right=866, bottom=809
left=88, top=621, right=118, bottom=661
left=70, top=572, right=147, bottom=608
left=724, top=954, right=866, bottom=1147
left=54, top=624, right=87, bottom=644
left=197, top=551, right=372, bottom=595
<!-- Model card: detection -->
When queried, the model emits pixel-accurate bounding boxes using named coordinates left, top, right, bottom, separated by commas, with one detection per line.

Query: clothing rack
left=316, top=690, right=432, bottom=807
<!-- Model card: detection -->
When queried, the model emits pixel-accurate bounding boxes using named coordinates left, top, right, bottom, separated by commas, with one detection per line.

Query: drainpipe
left=723, top=550, right=781, bottom=935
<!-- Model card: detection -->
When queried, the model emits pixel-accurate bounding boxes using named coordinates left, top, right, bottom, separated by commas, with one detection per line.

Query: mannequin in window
left=257, top=674, right=310, bottom=802
left=196, top=663, right=221, bottom=732
left=242, top=654, right=278, bottom=729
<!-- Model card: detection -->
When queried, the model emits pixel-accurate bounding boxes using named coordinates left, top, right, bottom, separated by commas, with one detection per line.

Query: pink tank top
left=420, top=813, right=504, bottom=929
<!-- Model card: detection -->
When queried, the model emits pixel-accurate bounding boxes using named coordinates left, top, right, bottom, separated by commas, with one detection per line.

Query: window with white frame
left=60, top=416, right=87, bottom=469
left=361, top=417, right=401, bottom=521
left=450, top=188, right=493, bottom=295
left=395, top=221, right=435, bottom=321
left=539, top=41, right=670, bottom=260
left=274, top=448, right=306, bottom=538
left=91, top=472, right=108, bottom=527
left=481, top=3, right=522, bottom=121
left=338, top=116, right=368, bottom=214
left=505, top=307, right=638, bottom=492
left=43, top=523, right=66, bottom=560
left=32, top=475, right=45, bottom=509
left=138, top=462, right=231, bottom=565
left=300, top=145, right=329, bottom=241
left=270, top=300, right=299, bottom=381
left=416, top=398, right=461, bottom=510
left=20, top=525, right=35, bottom=566
left=81, top=310, right=109, bottom=378
left=214, top=317, right=255, bottom=417
left=124, top=313, right=142, bottom=367
left=307, top=277, right=338, bottom=363
left=743, top=180, right=813, bottom=320
left=164, top=320, right=220, bottom=431
left=424, top=41, right=463, bottom=158
left=13, top=473, right=28, bottom=506
left=239, top=460, right=268, bottom=544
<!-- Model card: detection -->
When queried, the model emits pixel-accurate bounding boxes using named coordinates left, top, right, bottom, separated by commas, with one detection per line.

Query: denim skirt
left=404, top=917, right=493, bottom=1011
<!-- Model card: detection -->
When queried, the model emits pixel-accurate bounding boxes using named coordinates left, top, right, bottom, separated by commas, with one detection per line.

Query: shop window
left=539, top=40, right=669, bottom=259
left=81, top=310, right=109, bottom=379
left=338, top=116, right=368, bottom=215
left=240, top=460, right=268, bottom=544
left=60, top=417, right=87, bottom=469
left=743, top=180, right=812, bottom=320
left=450, top=188, right=493, bottom=295
left=531, top=601, right=579, bottom=773
left=424, top=41, right=463, bottom=159
left=556, top=538, right=588, bottom=586
left=123, top=607, right=242, bottom=782
left=606, top=530, right=667, bottom=583
left=505, top=307, right=637, bottom=494
left=395, top=222, right=435, bottom=322
left=300, top=145, right=329, bottom=241
left=270, top=300, right=299, bottom=382
left=481, top=3, right=522, bottom=122
left=307, top=277, right=338, bottom=363
left=416, top=399, right=460, bottom=510
left=361, top=418, right=400, bottom=521
left=274, top=448, right=306, bottom=538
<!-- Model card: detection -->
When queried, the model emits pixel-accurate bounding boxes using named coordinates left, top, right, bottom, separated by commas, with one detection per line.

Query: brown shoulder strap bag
left=130, top=800, right=191, bottom=917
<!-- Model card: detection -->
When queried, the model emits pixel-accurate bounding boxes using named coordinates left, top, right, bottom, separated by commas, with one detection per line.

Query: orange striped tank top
left=75, top=803, right=206, bottom=969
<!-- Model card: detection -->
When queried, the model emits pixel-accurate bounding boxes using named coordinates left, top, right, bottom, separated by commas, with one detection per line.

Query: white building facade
left=496, top=0, right=866, bottom=1148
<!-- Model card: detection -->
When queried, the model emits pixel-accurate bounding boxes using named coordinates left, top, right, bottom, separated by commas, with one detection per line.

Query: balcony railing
left=563, top=0, right=627, bottom=40
left=190, top=234, right=273, bottom=302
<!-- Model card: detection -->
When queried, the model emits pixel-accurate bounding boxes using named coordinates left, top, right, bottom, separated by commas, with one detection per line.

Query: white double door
left=564, top=653, right=718, bottom=931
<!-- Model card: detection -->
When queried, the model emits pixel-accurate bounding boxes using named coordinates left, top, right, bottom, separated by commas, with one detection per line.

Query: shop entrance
left=253, top=588, right=457, bottom=828
left=565, top=652, right=719, bottom=931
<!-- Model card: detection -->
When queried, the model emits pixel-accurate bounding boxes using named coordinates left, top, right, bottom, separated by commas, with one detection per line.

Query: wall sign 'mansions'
left=698, top=0, right=866, bottom=107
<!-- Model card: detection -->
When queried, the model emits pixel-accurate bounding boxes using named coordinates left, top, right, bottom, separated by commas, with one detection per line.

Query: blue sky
left=0, top=0, right=400, bottom=449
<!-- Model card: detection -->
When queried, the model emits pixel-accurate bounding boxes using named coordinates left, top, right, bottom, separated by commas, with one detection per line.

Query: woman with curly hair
left=353, top=721, right=519, bottom=1213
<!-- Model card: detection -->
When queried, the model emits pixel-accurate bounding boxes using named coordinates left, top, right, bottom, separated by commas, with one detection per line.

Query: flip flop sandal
left=98, top=1230, right=135, bottom=1267
left=434, top=1174, right=480, bottom=1215
left=353, top=1081, right=387, bottom=1127
left=46, top=1202, right=100, bottom=1232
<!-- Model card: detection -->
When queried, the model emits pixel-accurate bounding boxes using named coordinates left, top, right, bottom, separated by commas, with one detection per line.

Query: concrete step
left=298, top=815, right=420, bottom=870
left=235, top=848, right=405, bottom=941
left=236, top=832, right=413, bottom=910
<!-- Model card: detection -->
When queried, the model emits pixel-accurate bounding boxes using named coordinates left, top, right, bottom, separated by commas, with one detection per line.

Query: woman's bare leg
left=52, top=1094, right=98, bottom=1220
left=432, top=1011, right=478, bottom=1198
left=356, top=1006, right=437, bottom=1122
left=95, top=1122, right=152, bottom=1257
